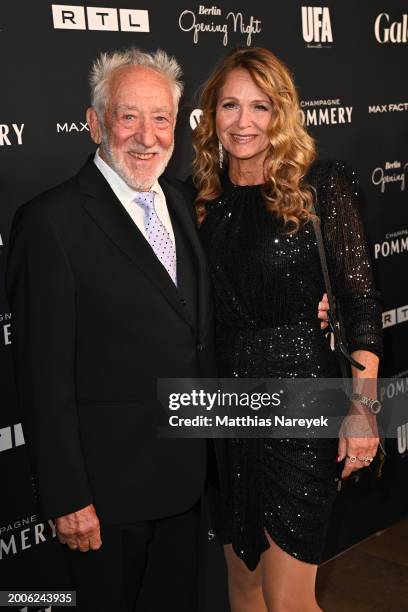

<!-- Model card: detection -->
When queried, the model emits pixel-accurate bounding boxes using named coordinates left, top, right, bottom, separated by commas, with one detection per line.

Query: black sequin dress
left=199, top=160, right=383, bottom=570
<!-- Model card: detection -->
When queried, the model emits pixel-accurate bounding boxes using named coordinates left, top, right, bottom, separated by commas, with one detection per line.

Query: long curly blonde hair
left=192, top=47, right=316, bottom=231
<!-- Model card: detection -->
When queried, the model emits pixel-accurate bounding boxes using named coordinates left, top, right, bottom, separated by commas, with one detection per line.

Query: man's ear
left=86, top=107, right=103, bottom=145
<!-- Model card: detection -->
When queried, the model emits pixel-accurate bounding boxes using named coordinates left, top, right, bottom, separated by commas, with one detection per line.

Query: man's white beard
left=101, top=133, right=174, bottom=191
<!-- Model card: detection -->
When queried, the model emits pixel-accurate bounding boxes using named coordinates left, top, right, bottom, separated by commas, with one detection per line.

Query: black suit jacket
left=6, top=156, right=216, bottom=523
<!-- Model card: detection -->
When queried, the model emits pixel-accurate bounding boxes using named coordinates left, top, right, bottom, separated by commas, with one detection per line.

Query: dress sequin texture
left=199, top=160, right=383, bottom=570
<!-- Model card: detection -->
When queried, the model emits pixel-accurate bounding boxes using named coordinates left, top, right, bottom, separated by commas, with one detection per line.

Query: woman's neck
left=228, top=157, right=265, bottom=186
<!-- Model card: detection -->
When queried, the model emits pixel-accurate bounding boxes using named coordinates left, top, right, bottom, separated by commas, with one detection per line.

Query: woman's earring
left=218, top=140, right=223, bottom=169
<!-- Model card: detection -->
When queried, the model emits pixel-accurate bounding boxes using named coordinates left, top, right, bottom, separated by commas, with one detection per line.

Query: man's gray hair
left=90, top=47, right=184, bottom=118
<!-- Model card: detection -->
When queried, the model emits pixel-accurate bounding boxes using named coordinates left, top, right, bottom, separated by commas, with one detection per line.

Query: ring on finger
left=365, top=456, right=373, bottom=463
left=347, top=455, right=357, bottom=463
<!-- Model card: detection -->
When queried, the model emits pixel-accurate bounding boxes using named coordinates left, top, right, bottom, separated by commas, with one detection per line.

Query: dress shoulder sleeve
left=316, top=160, right=383, bottom=358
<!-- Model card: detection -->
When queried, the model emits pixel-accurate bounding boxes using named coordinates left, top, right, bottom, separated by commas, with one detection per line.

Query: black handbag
left=310, top=211, right=386, bottom=484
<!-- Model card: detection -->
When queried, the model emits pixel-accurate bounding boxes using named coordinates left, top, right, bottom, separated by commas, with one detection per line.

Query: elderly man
left=7, top=48, right=215, bottom=611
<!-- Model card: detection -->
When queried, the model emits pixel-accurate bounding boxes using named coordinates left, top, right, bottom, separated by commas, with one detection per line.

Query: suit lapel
left=160, top=177, right=211, bottom=339
left=78, top=158, right=191, bottom=327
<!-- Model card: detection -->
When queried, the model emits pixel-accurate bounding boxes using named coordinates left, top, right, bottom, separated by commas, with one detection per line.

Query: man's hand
left=318, top=293, right=330, bottom=330
left=56, top=503, right=102, bottom=552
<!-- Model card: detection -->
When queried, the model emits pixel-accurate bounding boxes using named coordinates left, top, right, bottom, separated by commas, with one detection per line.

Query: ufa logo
left=51, top=5, right=149, bottom=32
left=397, top=422, right=408, bottom=454
left=301, top=7, right=333, bottom=44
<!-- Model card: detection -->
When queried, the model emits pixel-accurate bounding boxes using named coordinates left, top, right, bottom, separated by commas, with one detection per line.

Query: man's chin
left=126, top=173, right=159, bottom=191
left=102, top=144, right=172, bottom=191
left=113, top=161, right=159, bottom=191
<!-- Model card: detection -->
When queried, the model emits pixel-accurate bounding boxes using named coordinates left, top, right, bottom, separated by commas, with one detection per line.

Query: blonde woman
left=193, top=48, right=382, bottom=612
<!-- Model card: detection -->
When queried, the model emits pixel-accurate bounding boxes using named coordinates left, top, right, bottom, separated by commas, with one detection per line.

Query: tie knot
left=134, top=191, right=155, bottom=210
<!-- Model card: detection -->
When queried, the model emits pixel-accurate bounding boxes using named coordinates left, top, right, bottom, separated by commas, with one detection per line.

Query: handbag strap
left=311, top=208, right=365, bottom=372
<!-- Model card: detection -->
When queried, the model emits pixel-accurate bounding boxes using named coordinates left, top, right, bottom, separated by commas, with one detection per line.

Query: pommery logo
left=178, top=5, right=261, bottom=46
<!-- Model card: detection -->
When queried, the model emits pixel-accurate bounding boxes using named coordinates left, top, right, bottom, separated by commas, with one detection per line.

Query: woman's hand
left=337, top=348, right=380, bottom=479
left=317, top=293, right=330, bottom=329
left=337, top=406, right=379, bottom=479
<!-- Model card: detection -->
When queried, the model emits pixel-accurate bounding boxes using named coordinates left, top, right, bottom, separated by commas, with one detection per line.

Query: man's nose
left=136, top=118, right=156, bottom=148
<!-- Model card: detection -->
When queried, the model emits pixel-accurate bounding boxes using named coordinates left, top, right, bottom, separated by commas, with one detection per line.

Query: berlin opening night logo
left=178, top=5, right=261, bottom=46
left=372, top=161, right=407, bottom=193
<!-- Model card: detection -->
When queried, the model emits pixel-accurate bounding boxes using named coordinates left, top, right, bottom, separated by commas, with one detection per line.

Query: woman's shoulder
left=307, top=158, right=361, bottom=218
left=306, top=158, right=357, bottom=190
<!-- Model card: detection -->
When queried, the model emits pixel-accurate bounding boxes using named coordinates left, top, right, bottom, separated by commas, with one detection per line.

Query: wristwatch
left=351, top=392, right=382, bottom=415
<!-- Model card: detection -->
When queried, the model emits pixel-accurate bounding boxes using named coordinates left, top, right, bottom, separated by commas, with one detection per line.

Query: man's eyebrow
left=116, top=104, right=173, bottom=113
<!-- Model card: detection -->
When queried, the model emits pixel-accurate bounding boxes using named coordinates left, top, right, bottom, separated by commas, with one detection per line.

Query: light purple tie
left=134, top=191, right=177, bottom=286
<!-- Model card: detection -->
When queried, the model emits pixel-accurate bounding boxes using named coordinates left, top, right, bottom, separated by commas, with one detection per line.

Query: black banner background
left=1, top=1, right=407, bottom=609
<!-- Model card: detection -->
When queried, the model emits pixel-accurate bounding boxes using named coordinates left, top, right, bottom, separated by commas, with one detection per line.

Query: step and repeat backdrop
left=1, top=1, right=407, bottom=609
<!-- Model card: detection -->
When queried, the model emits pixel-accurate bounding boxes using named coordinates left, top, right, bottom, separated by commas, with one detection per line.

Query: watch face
left=370, top=400, right=382, bottom=415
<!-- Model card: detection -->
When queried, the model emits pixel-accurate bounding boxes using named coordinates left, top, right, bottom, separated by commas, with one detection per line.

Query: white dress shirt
left=93, top=149, right=175, bottom=245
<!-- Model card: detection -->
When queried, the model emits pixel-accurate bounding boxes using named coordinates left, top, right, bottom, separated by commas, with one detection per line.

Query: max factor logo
left=369, top=103, right=408, bottom=114
left=0, top=124, right=24, bottom=146
left=51, top=5, right=149, bottom=32
left=301, top=6, right=333, bottom=46
left=0, top=424, right=25, bottom=453
left=57, top=122, right=89, bottom=133
left=375, top=13, right=408, bottom=43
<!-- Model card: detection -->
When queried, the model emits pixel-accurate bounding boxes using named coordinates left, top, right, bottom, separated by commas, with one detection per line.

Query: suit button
left=197, top=344, right=204, bottom=352
left=180, top=298, right=187, bottom=306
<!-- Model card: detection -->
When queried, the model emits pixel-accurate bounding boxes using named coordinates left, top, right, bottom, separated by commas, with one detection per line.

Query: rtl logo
left=301, top=7, right=333, bottom=44
left=52, top=5, right=149, bottom=32
left=382, top=305, right=408, bottom=328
